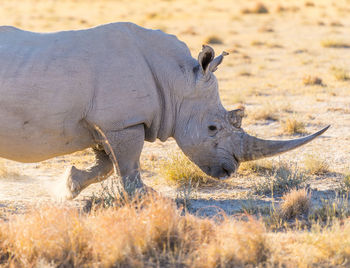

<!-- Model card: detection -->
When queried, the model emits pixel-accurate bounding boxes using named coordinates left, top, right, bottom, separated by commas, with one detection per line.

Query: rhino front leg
left=65, top=149, right=114, bottom=199
left=100, top=124, right=146, bottom=197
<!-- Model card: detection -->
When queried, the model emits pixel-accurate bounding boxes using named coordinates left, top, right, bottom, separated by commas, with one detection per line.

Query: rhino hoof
left=64, top=166, right=82, bottom=200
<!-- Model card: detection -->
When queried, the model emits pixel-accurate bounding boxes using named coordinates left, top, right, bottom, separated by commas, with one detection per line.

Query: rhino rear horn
left=209, top=51, right=229, bottom=72
left=238, top=125, right=330, bottom=161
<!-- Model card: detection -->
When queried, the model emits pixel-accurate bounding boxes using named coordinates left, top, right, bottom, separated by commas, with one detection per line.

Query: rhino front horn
left=237, top=125, right=330, bottom=162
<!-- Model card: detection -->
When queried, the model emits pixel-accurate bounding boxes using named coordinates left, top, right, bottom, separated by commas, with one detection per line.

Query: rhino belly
left=0, top=111, right=94, bottom=163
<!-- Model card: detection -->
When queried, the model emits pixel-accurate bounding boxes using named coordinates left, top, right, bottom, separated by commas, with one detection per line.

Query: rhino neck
left=153, top=73, right=177, bottom=142
left=141, top=58, right=178, bottom=142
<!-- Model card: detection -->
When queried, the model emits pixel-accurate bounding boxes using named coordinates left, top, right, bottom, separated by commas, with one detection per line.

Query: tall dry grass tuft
left=87, top=195, right=214, bottom=267
left=280, top=189, right=311, bottom=220
left=304, top=154, right=329, bottom=175
left=0, top=195, right=215, bottom=267
left=160, top=151, right=209, bottom=185
left=270, top=220, right=350, bottom=266
left=0, top=162, right=20, bottom=179
left=281, top=118, right=305, bottom=134
left=194, top=218, right=270, bottom=267
left=1, top=195, right=350, bottom=267
left=0, top=206, right=90, bottom=267
left=253, top=162, right=307, bottom=196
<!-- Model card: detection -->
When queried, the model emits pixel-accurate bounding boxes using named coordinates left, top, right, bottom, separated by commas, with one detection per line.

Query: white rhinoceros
left=0, top=22, right=329, bottom=198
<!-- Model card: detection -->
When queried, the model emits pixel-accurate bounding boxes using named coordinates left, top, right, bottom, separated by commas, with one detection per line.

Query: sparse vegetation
left=238, top=69, right=252, bottom=76
left=321, top=39, right=350, bottom=48
left=280, top=188, right=310, bottom=220
left=251, top=40, right=265, bottom=46
left=0, top=162, right=20, bottom=179
left=302, top=75, right=323, bottom=85
left=337, top=173, right=350, bottom=194
left=305, top=1, right=315, bottom=7
left=204, top=35, right=223, bottom=45
left=250, top=103, right=278, bottom=121
left=281, top=118, right=306, bottom=134
left=238, top=159, right=273, bottom=175
left=253, top=162, right=307, bottom=196
left=304, top=154, right=329, bottom=175
left=241, top=3, right=269, bottom=14
left=160, top=151, right=209, bottom=185
left=331, top=66, right=350, bottom=81
left=311, top=197, right=350, bottom=224
left=1, top=195, right=350, bottom=267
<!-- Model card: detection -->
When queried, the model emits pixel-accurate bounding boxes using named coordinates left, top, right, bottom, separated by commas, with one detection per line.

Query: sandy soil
left=0, top=0, right=349, bottom=218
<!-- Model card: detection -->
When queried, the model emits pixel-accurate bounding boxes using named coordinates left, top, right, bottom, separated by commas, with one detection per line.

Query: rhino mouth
left=200, top=154, right=239, bottom=180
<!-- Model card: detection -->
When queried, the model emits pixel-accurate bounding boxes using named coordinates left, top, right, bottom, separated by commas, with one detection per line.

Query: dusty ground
left=0, top=0, right=349, bottom=218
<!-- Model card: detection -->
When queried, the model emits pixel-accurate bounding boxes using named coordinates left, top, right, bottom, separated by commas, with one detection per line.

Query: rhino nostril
left=222, top=167, right=230, bottom=176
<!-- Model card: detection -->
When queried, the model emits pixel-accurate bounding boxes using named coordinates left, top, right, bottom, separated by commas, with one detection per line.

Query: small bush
left=305, top=1, right=315, bottom=7
left=239, top=160, right=273, bottom=176
left=196, top=219, right=270, bottom=267
left=238, top=70, right=252, bottom=76
left=338, top=174, right=350, bottom=194
left=204, top=35, right=223, bottom=45
left=253, top=163, right=307, bottom=196
left=331, top=66, right=350, bottom=81
left=241, top=3, right=269, bottom=14
left=281, top=118, right=305, bottom=134
left=303, top=75, right=323, bottom=85
left=330, top=21, right=343, bottom=27
left=0, top=162, right=20, bottom=179
left=160, top=151, right=209, bottom=185
left=250, top=103, right=278, bottom=121
left=321, top=40, right=350, bottom=48
left=280, top=189, right=311, bottom=220
left=251, top=40, right=265, bottom=46
left=304, top=154, right=329, bottom=175
left=311, top=198, right=350, bottom=224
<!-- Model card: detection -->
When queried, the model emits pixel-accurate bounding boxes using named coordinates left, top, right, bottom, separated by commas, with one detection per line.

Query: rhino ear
left=228, top=107, right=245, bottom=128
left=198, top=45, right=215, bottom=74
left=209, top=51, right=229, bottom=72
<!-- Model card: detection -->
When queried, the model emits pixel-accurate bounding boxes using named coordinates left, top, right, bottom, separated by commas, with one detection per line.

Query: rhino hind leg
left=64, top=149, right=114, bottom=199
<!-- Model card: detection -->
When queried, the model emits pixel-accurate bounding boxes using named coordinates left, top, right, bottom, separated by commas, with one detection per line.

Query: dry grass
left=0, top=162, right=20, bottom=179
left=280, top=189, right=311, bottom=220
left=311, top=197, right=350, bottom=224
left=1, top=195, right=350, bottom=267
left=302, top=75, right=323, bottom=85
left=253, top=162, right=307, bottom=196
left=250, top=40, right=265, bottom=46
left=160, top=151, right=209, bottom=185
left=249, top=103, right=278, bottom=121
left=204, top=35, right=223, bottom=45
left=343, top=174, right=350, bottom=192
left=281, top=118, right=306, bottom=134
left=0, top=195, right=212, bottom=267
left=269, top=220, right=350, bottom=266
left=241, top=3, right=269, bottom=14
left=0, top=195, right=269, bottom=267
left=303, top=154, right=329, bottom=175
left=238, top=159, right=273, bottom=175
left=331, top=66, right=350, bottom=81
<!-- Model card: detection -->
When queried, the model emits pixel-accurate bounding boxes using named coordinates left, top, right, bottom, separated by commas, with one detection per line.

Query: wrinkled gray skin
left=0, top=22, right=329, bottom=199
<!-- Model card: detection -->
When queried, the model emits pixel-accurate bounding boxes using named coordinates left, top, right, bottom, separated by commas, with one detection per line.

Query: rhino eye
left=208, top=125, right=217, bottom=131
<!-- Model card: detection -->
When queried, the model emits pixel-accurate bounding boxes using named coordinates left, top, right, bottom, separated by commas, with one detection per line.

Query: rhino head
left=174, top=45, right=329, bottom=179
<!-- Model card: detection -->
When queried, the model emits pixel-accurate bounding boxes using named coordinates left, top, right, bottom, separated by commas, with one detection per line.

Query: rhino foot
left=63, top=166, right=82, bottom=200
